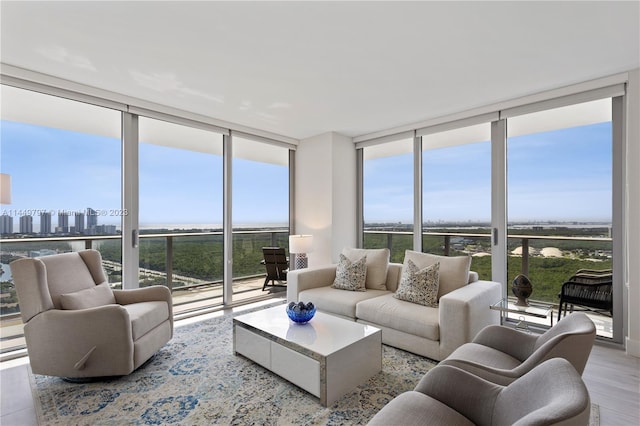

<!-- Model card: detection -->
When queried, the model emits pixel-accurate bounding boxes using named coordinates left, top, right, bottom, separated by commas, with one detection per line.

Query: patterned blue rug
left=29, top=305, right=437, bottom=425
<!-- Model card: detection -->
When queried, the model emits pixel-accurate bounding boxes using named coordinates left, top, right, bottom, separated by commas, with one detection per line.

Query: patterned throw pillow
left=394, top=260, right=440, bottom=307
left=331, top=254, right=367, bottom=292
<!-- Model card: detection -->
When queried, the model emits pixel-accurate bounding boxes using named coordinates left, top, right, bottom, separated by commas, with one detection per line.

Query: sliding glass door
left=138, top=117, right=224, bottom=313
left=362, top=138, right=414, bottom=262
left=422, top=123, right=492, bottom=279
left=506, top=98, right=614, bottom=337
left=0, top=85, right=122, bottom=351
left=232, top=136, right=290, bottom=301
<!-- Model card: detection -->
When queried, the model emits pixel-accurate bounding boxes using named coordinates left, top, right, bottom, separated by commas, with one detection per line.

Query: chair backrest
left=11, top=250, right=107, bottom=321
left=494, top=358, right=591, bottom=426
left=262, top=247, right=288, bottom=280
left=527, top=312, right=596, bottom=375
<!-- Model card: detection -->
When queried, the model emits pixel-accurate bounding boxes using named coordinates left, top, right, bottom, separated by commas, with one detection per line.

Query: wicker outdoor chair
left=558, top=268, right=612, bottom=321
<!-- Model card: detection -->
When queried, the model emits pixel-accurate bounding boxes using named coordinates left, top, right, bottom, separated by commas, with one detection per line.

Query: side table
left=490, top=298, right=554, bottom=332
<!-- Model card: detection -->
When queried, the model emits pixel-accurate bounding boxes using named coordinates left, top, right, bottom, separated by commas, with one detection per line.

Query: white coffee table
left=233, top=305, right=382, bottom=406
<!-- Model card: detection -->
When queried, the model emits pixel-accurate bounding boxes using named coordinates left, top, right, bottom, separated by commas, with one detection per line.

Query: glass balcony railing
left=1, top=228, right=614, bottom=354
left=365, top=229, right=613, bottom=338
left=0, top=229, right=290, bottom=354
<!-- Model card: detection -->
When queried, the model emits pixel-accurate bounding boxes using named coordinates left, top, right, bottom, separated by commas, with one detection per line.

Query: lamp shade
left=289, top=235, right=313, bottom=254
left=0, top=174, right=11, bottom=204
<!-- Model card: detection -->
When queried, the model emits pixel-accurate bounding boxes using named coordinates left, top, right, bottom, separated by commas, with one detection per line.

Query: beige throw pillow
left=59, top=282, right=116, bottom=310
left=331, top=254, right=367, bottom=292
left=394, top=260, right=440, bottom=307
left=341, top=248, right=390, bottom=290
left=403, top=251, right=471, bottom=299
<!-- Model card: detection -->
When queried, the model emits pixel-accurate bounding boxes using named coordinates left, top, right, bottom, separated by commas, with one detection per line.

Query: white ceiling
left=1, top=1, right=638, bottom=141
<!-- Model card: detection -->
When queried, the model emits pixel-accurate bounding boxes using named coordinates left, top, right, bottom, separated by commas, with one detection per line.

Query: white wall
left=295, top=132, right=356, bottom=267
left=626, top=68, right=640, bottom=357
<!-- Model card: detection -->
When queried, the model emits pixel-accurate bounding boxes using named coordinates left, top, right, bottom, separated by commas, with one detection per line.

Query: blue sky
left=1, top=120, right=611, bottom=231
left=364, top=121, right=612, bottom=224
left=1, top=120, right=289, bottom=230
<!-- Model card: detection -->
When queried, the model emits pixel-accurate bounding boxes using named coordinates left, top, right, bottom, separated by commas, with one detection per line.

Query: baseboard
left=625, top=337, right=640, bottom=358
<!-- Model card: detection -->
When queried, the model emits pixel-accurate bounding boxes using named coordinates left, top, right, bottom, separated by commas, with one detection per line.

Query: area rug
left=29, top=304, right=437, bottom=425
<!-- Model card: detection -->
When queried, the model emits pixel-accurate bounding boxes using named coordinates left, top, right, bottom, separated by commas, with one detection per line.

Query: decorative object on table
left=289, top=234, right=313, bottom=269
left=512, top=274, right=533, bottom=307
left=287, top=301, right=316, bottom=323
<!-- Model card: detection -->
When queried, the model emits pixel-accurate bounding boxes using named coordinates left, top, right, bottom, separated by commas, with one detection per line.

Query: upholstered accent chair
left=10, top=250, right=173, bottom=378
left=368, top=358, right=591, bottom=426
left=440, top=312, right=596, bottom=385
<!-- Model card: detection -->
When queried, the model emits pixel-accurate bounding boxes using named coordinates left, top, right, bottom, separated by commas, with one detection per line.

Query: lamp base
left=294, top=253, right=308, bottom=269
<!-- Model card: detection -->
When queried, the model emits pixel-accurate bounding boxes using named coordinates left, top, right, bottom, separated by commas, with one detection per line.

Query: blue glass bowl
left=286, top=306, right=316, bottom=324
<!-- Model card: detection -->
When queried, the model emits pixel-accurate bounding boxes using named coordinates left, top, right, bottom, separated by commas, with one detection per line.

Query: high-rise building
left=75, top=212, right=85, bottom=234
left=19, top=215, right=33, bottom=234
left=87, top=207, right=98, bottom=229
left=0, top=215, right=13, bottom=235
left=40, top=212, right=52, bottom=234
left=57, top=212, right=69, bottom=234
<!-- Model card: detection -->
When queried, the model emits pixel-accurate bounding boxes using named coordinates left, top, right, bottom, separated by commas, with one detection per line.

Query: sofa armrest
left=24, top=305, right=135, bottom=376
left=113, top=285, right=173, bottom=331
left=286, top=265, right=337, bottom=303
left=113, top=285, right=171, bottom=305
left=439, top=280, right=502, bottom=359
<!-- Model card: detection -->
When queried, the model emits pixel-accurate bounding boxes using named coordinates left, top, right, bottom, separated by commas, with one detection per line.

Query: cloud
left=36, top=45, right=96, bottom=71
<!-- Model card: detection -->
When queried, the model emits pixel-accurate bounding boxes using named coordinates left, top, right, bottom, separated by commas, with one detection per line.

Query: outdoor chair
left=558, top=268, right=613, bottom=321
left=10, top=250, right=173, bottom=379
left=261, top=247, right=288, bottom=291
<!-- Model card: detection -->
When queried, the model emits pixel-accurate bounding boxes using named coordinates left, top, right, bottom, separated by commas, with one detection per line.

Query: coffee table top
left=233, top=304, right=380, bottom=357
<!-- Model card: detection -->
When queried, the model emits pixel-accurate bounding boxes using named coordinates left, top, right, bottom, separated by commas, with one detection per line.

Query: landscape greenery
left=1, top=225, right=612, bottom=316
left=364, top=225, right=612, bottom=303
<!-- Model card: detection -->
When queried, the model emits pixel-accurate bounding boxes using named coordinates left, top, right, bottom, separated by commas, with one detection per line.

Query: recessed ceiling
left=1, top=1, right=638, bottom=141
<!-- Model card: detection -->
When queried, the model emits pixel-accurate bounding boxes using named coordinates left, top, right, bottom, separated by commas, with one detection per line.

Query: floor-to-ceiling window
left=0, top=85, right=122, bottom=351
left=359, top=91, right=623, bottom=341
left=422, top=123, right=492, bottom=279
left=506, top=98, right=614, bottom=337
left=232, top=135, right=290, bottom=300
left=138, top=117, right=225, bottom=312
left=362, top=138, right=414, bottom=262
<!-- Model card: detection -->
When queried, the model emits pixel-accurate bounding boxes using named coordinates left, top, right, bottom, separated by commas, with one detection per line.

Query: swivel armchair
left=440, top=312, right=595, bottom=385
left=10, top=249, right=173, bottom=378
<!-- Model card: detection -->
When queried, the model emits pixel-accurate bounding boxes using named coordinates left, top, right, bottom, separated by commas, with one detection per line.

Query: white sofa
left=287, top=250, right=501, bottom=361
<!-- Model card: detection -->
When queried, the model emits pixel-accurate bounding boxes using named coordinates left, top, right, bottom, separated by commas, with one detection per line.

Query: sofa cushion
left=122, top=301, right=170, bottom=340
left=331, top=254, right=367, bottom=292
left=300, top=287, right=389, bottom=319
left=59, top=282, right=116, bottom=310
left=403, top=251, right=471, bottom=299
left=394, top=260, right=440, bottom=307
left=356, top=293, right=440, bottom=340
left=342, top=248, right=390, bottom=290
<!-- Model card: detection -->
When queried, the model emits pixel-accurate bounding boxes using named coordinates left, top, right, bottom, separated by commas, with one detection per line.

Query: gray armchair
left=440, top=312, right=596, bottom=385
left=10, top=249, right=173, bottom=378
left=368, top=358, right=591, bottom=426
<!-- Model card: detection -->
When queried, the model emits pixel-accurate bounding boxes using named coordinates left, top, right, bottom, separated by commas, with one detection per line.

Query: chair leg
left=262, top=277, right=271, bottom=291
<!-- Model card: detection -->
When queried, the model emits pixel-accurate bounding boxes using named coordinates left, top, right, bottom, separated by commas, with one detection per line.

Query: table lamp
left=289, top=234, right=313, bottom=269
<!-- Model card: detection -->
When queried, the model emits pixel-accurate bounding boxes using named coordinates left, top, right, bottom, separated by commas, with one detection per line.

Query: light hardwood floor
left=1, top=322, right=638, bottom=425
